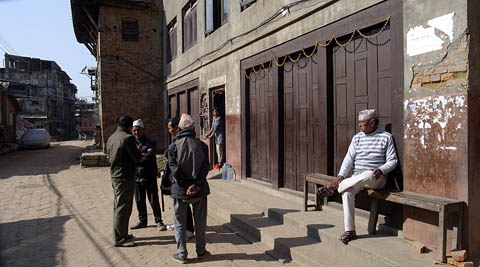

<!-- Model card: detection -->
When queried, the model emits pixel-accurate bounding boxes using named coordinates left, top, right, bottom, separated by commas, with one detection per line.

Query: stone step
left=206, top=177, right=437, bottom=267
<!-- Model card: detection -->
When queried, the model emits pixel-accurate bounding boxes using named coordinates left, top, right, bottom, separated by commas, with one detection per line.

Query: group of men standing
left=105, top=107, right=398, bottom=263
left=106, top=114, right=210, bottom=263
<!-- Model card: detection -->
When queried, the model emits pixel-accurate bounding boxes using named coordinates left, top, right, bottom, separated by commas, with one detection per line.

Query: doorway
left=209, top=86, right=226, bottom=168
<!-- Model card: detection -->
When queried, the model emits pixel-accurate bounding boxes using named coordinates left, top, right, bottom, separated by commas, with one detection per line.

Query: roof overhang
left=70, top=0, right=153, bottom=57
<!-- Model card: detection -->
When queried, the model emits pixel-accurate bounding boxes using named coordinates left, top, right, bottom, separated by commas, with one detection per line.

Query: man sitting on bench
left=319, top=109, right=398, bottom=244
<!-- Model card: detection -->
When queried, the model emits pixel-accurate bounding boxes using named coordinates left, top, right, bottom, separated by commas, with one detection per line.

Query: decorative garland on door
left=245, top=17, right=391, bottom=79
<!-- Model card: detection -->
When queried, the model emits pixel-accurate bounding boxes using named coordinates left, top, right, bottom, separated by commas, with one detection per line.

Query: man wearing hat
left=107, top=115, right=142, bottom=247
left=130, top=119, right=167, bottom=231
left=319, top=109, right=398, bottom=244
left=167, top=113, right=210, bottom=263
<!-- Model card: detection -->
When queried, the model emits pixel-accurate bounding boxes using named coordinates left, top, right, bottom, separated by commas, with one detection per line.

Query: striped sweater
left=338, top=128, right=398, bottom=178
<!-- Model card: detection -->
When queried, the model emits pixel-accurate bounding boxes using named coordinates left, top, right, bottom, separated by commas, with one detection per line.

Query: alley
left=0, top=141, right=291, bottom=266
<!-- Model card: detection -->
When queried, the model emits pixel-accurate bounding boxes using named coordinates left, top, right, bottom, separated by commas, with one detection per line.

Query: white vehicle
left=20, top=129, right=51, bottom=149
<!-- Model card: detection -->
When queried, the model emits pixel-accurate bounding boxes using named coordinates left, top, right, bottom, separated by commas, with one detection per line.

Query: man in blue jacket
left=130, top=119, right=167, bottom=231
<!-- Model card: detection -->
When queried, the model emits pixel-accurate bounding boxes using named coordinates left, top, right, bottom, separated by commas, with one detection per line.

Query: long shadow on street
left=0, top=142, right=84, bottom=179
left=0, top=216, right=71, bottom=267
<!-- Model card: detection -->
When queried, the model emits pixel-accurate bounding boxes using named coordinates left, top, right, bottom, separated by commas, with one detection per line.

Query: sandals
left=340, top=231, right=357, bottom=244
left=318, top=185, right=335, bottom=197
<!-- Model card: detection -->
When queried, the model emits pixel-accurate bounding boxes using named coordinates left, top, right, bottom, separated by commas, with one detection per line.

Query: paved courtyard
left=0, top=141, right=291, bottom=266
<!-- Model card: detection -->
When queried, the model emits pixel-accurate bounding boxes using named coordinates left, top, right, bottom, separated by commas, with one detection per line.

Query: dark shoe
left=318, top=185, right=334, bottom=197
left=340, top=231, right=357, bottom=245
left=157, top=222, right=167, bottom=231
left=130, top=222, right=147, bottom=230
left=197, top=250, right=211, bottom=259
left=172, top=253, right=187, bottom=264
left=115, top=241, right=136, bottom=247
left=126, top=234, right=135, bottom=241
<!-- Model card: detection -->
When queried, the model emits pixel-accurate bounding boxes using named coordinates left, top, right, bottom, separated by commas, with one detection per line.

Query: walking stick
left=159, top=170, right=165, bottom=212
left=161, top=186, right=165, bottom=212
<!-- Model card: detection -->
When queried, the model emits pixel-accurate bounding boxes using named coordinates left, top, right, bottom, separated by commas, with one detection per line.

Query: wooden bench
left=304, top=173, right=464, bottom=263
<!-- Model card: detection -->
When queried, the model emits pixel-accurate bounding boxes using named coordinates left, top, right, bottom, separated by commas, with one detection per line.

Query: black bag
left=160, top=165, right=172, bottom=195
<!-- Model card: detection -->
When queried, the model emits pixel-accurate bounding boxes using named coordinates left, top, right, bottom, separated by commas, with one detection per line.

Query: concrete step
left=206, top=177, right=438, bottom=267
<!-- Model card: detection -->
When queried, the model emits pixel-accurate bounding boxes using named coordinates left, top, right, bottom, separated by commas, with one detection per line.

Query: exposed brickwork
left=97, top=4, right=165, bottom=152
left=410, top=38, right=469, bottom=91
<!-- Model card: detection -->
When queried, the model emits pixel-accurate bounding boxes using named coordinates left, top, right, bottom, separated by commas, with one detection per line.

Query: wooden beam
left=82, top=6, right=98, bottom=32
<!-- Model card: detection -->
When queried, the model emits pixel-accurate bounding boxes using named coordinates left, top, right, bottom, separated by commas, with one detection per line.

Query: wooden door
left=248, top=65, right=278, bottom=184
left=169, top=95, right=178, bottom=118
left=283, top=52, right=326, bottom=191
left=188, top=88, right=200, bottom=138
left=179, top=92, right=188, bottom=116
left=333, top=26, right=392, bottom=175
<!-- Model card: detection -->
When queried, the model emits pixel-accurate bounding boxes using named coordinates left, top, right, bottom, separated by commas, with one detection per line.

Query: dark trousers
left=112, top=178, right=134, bottom=245
left=134, top=179, right=163, bottom=224
left=186, top=206, right=194, bottom=233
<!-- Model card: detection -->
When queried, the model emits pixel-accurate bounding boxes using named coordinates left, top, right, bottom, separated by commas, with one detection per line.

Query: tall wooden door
left=249, top=65, right=279, bottom=184
left=179, top=92, right=188, bottom=116
left=168, top=86, right=200, bottom=138
left=333, top=26, right=392, bottom=175
left=169, top=95, right=177, bottom=118
left=189, top=88, right=200, bottom=138
left=283, top=52, right=327, bottom=191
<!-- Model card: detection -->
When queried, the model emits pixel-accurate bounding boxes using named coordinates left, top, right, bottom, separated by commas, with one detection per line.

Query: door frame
left=240, top=0, right=403, bottom=187
left=209, top=85, right=226, bottom=167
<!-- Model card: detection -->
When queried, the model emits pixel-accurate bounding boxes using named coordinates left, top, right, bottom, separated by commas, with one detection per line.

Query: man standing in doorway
left=319, top=109, right=398, bottom=244
left=168, top=114, right=210, bottom=263
left=130, top=119, right=167, bottom=231
left=206, top=107, right=224, bottom=169
left=106, top=115, right=142, bottom=247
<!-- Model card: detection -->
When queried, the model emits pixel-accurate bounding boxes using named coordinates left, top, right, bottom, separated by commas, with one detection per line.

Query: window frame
left=121, top=19, right=139, bottom=42
left=205, top=0, right=228, bottom=36
left=182, top=0, right=197, bottom=52
left=167, top=17, right=177, bottom=62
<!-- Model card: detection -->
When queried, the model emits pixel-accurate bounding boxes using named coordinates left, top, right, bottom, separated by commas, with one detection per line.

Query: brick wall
left=97, top=4, right=165, bottom=151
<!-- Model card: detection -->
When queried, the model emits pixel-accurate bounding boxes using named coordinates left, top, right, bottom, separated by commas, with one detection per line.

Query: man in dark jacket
left=168, top=114, right=210, bottom=263
left=106, top=115, right=142, bottom=247
left=130, top=119, right=167, bottom=231
left=163, top=117, right=195, bottom=239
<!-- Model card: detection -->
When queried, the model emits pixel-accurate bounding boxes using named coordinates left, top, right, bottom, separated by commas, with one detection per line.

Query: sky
left=0, top=0, right=97, bottom=102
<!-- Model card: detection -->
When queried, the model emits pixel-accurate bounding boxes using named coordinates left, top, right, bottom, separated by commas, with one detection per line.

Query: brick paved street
left=0, top=141, right=292, bottom=266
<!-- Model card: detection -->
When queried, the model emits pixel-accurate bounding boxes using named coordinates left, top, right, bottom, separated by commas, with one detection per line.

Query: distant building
left=0, top=81, right=19, bottom=143
left=75, top=99, right=98, bottom=138
left=0, top=53, right=77, bottom=138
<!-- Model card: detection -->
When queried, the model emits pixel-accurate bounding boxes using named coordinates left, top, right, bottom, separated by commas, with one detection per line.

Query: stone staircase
left=206, top=176, right=439, bottom=267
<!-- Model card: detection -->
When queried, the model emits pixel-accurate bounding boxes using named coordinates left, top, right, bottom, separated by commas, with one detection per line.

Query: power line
left=0, top=34, right=18, bottom=54
left=0, top=39, right=13, bottom=54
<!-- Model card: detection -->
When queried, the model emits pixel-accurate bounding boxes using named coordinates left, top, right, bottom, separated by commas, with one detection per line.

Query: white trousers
left=338, top=170, right=386, bottom=232
left=216, top=144, right=223, bottom=164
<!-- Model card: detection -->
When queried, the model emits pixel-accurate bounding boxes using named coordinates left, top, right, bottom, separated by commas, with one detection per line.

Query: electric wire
left=167, top=0, right=318, bottom=80
left=0, top=34, right=18, bottom=54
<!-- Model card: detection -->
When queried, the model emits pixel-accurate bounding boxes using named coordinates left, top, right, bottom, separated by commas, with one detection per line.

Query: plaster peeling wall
left=404, top=94, right=467, bottom=200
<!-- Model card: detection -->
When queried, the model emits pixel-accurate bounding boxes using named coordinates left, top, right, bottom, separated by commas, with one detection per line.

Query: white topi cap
left=179, top=113, right=195, bottom=130
left=358, top=109, right=377, bottom=121
left=133, top=119, right=144, bottom=128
